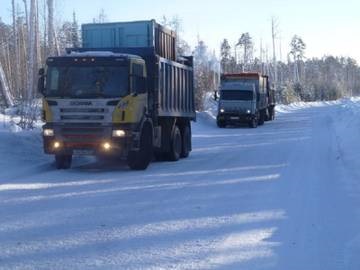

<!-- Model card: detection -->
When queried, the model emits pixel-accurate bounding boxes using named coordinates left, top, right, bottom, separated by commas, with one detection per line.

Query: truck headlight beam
left=112, top=130, right=126, bottom=137
left=102, top=142, right=112, bottom=151
left=53, top=141, right=61, bottom=149
left=44, top=129, right=54, bottom=137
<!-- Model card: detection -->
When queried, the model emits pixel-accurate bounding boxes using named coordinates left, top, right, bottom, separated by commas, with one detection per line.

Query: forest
left=1, top=0, right=360, bottom=119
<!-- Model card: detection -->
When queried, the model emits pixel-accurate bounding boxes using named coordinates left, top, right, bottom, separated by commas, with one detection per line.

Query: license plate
left=73, top=149, right=94, bottom=155
left=230, top=116, right=240, bottom=120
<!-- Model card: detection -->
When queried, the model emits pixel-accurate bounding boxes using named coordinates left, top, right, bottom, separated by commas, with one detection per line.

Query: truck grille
left=61, top=127, right=106, bottom=142
left=60, top=108, right=106, bottom=113
left=59, top=106, right=108, bottom=122
left=60, top=115, right=105, bottom=121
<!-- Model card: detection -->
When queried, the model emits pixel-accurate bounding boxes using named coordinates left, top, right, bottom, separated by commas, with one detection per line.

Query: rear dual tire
left=180, top=125, right=191, bottom=158
left=168, top=126, right=182, bottom=161
left=155, top=124, right=191, bottom=161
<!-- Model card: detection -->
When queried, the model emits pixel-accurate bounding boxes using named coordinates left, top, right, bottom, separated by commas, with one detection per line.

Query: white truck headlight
left=112, top=129, right=126, bottom=137
left=43, top=129, right=54, bottom=136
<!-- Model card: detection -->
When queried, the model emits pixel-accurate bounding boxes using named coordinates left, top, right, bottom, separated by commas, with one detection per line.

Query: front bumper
left=42, top=123, right=136, bottom=157
left=217, top=112, right=255, bottom=123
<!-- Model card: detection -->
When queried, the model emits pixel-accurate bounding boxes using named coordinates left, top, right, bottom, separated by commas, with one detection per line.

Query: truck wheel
left=168, top=126, right=182, bottom=161
left=180, top=125, right=191, bottom=158
left=127, top=125, right=153, bottom=170
left=258, top=110, right=265, bottom=126
left=249, top=117, right=258, bottom=128
left=265, top=108, right=271, bottom=121
left=217, top=120, right=226, bottom=128
left=55, top=154, right=72, bottom=169
left=270, top=108, right=276, bottom=120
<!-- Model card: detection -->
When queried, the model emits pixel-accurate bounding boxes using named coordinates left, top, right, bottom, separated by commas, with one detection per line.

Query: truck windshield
left=221, top=90, right=254, bottom=101
left=45, top=66, right=129, bottom=98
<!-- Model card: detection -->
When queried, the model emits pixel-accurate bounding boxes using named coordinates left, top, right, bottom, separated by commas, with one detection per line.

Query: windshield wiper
left=71, top=92, right=114, bottom=98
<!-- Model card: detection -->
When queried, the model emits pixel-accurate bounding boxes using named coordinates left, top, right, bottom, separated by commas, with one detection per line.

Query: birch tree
left=47, top=0, right=55, bottom=56
left=12, top=0, right=20, bottom=98
left=0, top=61, right=15, bottom=107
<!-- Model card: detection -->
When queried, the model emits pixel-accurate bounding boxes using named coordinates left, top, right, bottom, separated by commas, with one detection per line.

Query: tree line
left=0, top=4, right=360, bottom=122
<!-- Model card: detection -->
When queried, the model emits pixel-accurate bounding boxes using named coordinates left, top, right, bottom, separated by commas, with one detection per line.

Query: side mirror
left=214, top=90, right=218, bottom=101
left=38, top=68, right=45, bottom=95
left=38, top=68, right=45, bottom=76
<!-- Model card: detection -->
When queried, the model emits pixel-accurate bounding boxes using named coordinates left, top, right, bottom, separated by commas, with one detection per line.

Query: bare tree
left=160, top=15, right=191, bottom=56
left=47, top=0, right=55, bottom=56
left=12, top=0, right=20, bottom=98
left=272, top=17, right=279, bottom=89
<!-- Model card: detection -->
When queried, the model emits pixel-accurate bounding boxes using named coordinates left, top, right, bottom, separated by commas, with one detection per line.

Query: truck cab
left=39, top=52, right=150, bottom=168
left=216, top=73, right=275, bottom=128
left=217, top=82, right=257, bottom=127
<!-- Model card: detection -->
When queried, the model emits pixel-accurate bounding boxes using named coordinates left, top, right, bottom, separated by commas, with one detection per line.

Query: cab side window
left=131, top=63, right=146, bottom=94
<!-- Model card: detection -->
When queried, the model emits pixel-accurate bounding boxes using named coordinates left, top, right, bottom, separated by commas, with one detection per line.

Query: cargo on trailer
left=82, top=20, right=177, bottom=61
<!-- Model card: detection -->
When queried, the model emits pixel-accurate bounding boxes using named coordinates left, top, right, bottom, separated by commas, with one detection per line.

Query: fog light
left=103, top=142, right=111, bottom=151
left=112, top=129, right=126, bottom=137
left=53, top=141, right=61, bottom=149
left=44, top=129, right=54, bottom=136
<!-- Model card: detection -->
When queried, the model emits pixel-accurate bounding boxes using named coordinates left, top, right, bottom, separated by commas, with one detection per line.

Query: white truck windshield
left=46, top=66, right=129, bottom=98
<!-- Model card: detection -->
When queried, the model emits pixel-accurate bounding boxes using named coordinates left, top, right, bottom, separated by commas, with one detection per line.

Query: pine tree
left=237, top=33, right=253, bottom=71
left=220, top=39, right=233, bottom=73
left=290, top=35, right=306, bottom=83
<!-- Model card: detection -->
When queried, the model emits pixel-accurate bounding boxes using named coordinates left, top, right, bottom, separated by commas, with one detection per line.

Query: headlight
left=220, top=109, right=225, bottom=113
left=112, top=129, right=126, bottom=137
left=246, top=110, right=251, bottom=114
left=43, top=129, right=54, bottom=136
left=53, top=141, right=62, bottom=149
left=102, top=142, right=112, bottom=151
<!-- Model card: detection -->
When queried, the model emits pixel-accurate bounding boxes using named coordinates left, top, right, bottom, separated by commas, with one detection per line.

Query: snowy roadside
left=1, top=98, right=360, bottom=269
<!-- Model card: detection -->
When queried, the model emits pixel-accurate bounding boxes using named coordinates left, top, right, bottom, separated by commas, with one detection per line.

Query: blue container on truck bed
left=82, top=20, right=177, bottom=61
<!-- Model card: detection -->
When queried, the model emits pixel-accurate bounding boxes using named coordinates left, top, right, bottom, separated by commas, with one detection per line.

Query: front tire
left=217, top=120, right=226, bottom=128
left=127, top=124, right=153, bottom=170
left=55, top=154, right=72, bottom=169
left=249, top=117, right=258, bottom=128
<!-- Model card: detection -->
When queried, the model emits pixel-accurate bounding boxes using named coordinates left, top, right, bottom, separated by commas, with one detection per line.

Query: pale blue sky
left=1, top=0, right=359, bottom=62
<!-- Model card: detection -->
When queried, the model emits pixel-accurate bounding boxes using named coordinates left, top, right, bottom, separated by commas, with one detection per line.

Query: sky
left=1, top=0, right=360, bottom=62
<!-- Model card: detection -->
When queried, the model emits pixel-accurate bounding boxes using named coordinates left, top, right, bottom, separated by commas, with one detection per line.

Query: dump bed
left=82, top=20, right=176, bottom=61
left=157, top=58, right=195, bottom=118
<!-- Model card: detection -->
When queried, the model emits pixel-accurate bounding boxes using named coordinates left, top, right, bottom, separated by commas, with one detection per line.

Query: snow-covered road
left=1, top=99, right=360, bottom=269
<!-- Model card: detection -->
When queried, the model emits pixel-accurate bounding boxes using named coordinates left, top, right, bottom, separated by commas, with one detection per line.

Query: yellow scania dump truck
left=38, top=20, right=195, bottom=170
